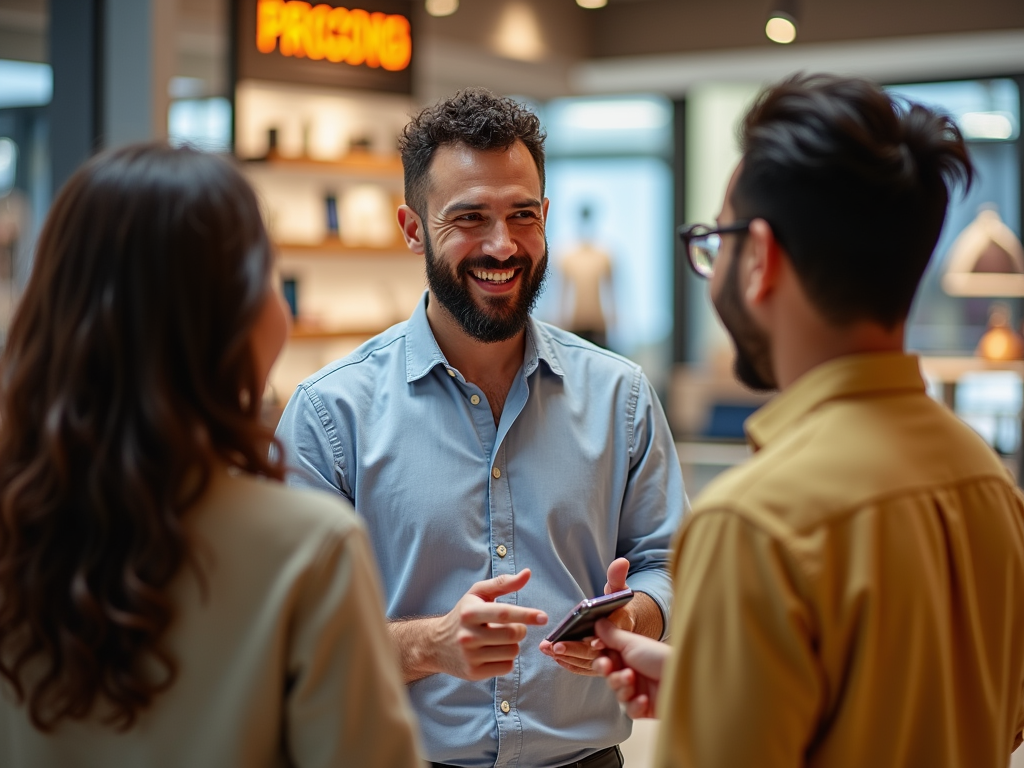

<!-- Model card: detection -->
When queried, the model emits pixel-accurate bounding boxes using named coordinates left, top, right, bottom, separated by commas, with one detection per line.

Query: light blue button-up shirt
left=275, top=293, right=686, bottom=768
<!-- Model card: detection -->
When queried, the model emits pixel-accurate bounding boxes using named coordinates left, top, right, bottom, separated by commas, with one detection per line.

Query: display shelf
left=289, top=321, right=386, bottom=341
left=275, top=239, right=412, bottom=257
left=918, top=355, right=1024, bottom=383
left=244, top=152, right=404, bottom=181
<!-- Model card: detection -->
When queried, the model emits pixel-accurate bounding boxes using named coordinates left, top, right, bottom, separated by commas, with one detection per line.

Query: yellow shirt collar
left=745, top=352, right=926, bottom=452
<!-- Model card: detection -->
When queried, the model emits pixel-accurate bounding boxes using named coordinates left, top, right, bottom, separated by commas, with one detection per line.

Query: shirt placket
left=490, top=370, right=533, bottom=768
left=489, top=437, right=523, bottom=768
left=452, top=371, right=524, bottom=766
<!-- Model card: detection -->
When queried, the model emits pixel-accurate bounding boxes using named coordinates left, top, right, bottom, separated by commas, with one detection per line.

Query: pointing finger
left=461, top=601, right=547, bottom=627
left=470, top=569, right=532, bottom=602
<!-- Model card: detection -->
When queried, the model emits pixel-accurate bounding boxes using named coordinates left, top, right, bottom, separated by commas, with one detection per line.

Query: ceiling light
left=562, top=99, right=671, bottom=131
left=960, top=112, right=1016, bottom=141
left=577, top=0, right=609, bottom=8
left=765, top=0, right=799, bottom=44
left=425, top=0, right=458, bottom=17
left=765, top=15, right=796, bottom=44
left=492, top=3, right=546, bottom=62
left=0, top=59, right=52, bottom=108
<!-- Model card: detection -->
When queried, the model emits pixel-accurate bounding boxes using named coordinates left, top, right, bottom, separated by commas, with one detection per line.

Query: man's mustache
left=457, top=255, right=534, bottom=274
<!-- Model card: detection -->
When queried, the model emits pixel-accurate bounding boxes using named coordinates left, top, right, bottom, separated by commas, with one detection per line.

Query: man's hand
left=539, top=557, right=662, bottom=676
left=390, top=569, right=547, bottom=683
left=591, top=618, right=670, bottom=719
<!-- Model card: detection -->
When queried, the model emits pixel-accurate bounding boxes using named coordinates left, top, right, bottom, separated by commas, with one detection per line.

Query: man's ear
left=744, top=218, right=782, bottom=306
left=397, top=205, right=425, bottom=255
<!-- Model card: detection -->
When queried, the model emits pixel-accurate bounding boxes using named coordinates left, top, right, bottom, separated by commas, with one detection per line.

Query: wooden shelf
left=275, top=239, right=412, bottom=257
left=244, top=152, right=403, bottom=180
left=289, top=321, right=386, bottom=341
left=918, top=355, right=1024, bottom=384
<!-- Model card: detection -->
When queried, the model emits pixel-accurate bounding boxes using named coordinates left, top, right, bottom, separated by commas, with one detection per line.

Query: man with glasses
left=593, top=73, right=1024, bottom=768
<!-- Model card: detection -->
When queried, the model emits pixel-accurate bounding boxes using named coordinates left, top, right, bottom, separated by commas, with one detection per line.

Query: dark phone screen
left=544, top=588, right=634, bottom=643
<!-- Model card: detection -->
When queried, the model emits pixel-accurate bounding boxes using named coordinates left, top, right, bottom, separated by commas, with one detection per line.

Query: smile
left=470, top=268, right=517, bottom=284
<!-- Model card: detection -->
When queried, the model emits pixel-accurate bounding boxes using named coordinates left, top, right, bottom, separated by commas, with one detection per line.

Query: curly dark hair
left=0, top=143, right=284, bottom=731
left=399, top=87, right=546, bottom=215
left=732, top=73, right=973, bottom=328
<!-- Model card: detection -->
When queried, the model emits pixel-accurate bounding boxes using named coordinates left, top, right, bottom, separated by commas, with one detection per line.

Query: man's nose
left=481, top=222, right=517, bottom=260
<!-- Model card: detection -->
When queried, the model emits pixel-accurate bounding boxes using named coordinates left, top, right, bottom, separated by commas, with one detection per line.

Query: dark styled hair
left=398, top=87, right=546, bottom=215
left=732, top=73, right=973, bottom=328
left=0, top=144, right=284, bottom=731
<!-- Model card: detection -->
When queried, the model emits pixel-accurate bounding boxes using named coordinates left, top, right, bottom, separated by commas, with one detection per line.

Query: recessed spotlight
left=766, top=1, right=799, bottom=44
left=426, top=0, right=459, bottom=17
left=765, top=13, right=797, bottom=44
left=577, top=0, right=608, bottom=8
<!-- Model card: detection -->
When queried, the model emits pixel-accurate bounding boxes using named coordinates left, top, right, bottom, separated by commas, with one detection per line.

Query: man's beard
left=713, top=249, right=777, bottom=392
left=424, top=231, right=549, bottom=343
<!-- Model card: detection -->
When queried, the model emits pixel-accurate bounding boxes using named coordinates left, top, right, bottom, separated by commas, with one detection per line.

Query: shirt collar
left=404, top=293, right=451, bottom=383
left=745, top=352, right=926, bottom=451
left=404, top=292, right=566, bottom=383
left=525, top=317, right=565, bottom=378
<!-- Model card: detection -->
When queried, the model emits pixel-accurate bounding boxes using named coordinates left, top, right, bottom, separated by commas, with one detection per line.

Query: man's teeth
left=471, top=269, right=515, bottom=284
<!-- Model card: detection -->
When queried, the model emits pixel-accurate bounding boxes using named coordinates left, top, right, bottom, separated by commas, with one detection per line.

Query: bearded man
left=275, top=88, right=685, bottom=768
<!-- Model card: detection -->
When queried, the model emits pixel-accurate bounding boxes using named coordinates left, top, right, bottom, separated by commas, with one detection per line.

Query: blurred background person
left=0, top=144, right=422, bottom=768
left=558, top=204, right=615, bottom=349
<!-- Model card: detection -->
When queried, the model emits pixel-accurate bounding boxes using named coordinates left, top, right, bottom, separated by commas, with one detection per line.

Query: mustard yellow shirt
left=658, top=353, right=1024, bottom=768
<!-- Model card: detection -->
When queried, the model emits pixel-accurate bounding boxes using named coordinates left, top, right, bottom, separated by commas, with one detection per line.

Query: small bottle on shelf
left=324, top=193, right=340, bottom=239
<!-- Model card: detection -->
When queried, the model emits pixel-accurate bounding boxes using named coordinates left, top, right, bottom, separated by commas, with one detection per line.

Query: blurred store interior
left=1, top=1, right=1023, bottom=765
left=0, top=0, right=1023, bottom=501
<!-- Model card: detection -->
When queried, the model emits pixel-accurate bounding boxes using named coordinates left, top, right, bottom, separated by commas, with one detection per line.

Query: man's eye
left=513, top=211, right=538, bottom=219
left=457, top=213, right=483, bottom=221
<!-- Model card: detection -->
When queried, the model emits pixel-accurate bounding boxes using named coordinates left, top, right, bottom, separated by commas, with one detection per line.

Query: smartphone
left=544, top=588, right=634, bottom=644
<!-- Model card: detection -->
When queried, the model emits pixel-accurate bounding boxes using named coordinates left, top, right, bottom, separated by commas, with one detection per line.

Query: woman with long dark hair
left=0, top=144, right=421, bottom=766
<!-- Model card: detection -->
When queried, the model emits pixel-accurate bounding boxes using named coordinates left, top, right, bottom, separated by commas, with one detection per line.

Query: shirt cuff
left=626, top=568, right=673, bottom=641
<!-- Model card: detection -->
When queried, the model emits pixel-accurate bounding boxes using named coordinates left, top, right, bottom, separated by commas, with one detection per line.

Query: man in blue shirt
left=275, top=88, right=686, bottom=768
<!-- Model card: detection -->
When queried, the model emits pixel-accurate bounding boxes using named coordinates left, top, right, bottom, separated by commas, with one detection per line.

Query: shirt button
left=447, top=368, right=456, bottom=377
left=500, top=700, right=511, bottom=713
left=470, top=394, right=481, bottom=405
left=492, top=467, right=501, bottom=479
left=496, top=544, right=507, bottom=558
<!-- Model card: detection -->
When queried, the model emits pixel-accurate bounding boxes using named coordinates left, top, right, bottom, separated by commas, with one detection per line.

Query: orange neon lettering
left=279, top=2, right=310, bottom=57
left=343, top=9, right=368, bottom=66
left=303, top=4, right=331, bottom=60
left=256, top=0, right=284, bottom=53
left=380, top=14, right=411, bottom=71
left=325, top=7, right=353, bottom=63
left=255, top=0, right=411, bottom=72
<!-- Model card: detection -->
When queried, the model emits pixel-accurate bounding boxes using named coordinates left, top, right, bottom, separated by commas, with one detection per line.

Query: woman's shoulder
left=196, top=470, right=362, bottom=553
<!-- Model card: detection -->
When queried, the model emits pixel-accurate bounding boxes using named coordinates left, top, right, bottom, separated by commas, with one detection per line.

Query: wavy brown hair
left=0, top=144, right=284, bottom=731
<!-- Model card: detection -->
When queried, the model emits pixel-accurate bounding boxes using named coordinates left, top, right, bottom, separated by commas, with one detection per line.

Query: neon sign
left=256, top=1, right=412, bottom=72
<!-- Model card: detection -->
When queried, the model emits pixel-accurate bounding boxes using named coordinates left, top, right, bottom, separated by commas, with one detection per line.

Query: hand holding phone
left=544, top=588, right=634, bottom=644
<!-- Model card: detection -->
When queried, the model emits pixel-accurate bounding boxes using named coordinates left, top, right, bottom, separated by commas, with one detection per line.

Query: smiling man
left=275, top=89, right=685, bottom=768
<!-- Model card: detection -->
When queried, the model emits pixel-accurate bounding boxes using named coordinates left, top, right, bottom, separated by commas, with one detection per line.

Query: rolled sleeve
left=276, top=384, right=351, bottom=502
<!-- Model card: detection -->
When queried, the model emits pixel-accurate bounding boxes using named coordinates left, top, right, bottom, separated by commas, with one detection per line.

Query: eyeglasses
left=677, top=221, right=751, bottom=278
